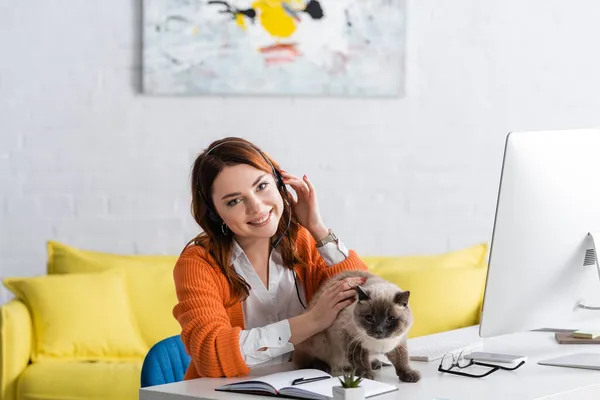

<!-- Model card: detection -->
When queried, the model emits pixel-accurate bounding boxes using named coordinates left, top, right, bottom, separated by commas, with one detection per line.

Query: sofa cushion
left=17, top=360, right=142, bottom=400
left=47, top=241, right=181, bottom=348
left=3, top=271, right=148, bottom=362
left=364, top=243, right=488, bottom=338
left=0, top=300, right=32, bottom=400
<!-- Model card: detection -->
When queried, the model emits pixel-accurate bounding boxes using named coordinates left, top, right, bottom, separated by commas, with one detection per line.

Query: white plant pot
left=332, top=386, right=365, bottom=400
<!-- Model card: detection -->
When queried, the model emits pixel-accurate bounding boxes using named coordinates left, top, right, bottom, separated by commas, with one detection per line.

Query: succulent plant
left=337, top=371, right=363, bottom=388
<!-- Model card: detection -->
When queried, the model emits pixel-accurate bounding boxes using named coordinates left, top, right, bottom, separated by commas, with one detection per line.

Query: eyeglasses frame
left=438, top=349, right=526, bottom=378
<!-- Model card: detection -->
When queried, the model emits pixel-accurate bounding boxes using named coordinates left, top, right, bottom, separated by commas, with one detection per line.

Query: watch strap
left=316, top=230, right=338, bottom=248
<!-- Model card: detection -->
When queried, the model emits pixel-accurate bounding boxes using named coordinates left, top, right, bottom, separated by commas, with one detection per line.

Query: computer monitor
left=479, top=128, right=600, bottom=338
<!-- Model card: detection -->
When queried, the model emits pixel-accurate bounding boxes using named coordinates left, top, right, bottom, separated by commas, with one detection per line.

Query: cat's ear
left=356, top=285, right=370, bottom=302
left=394, top=291, right=410, bottom=307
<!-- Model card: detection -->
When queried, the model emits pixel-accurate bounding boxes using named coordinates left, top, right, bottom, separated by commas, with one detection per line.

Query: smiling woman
left=212, top=165, right=284, bottom=245
left=172, top=137, right=369, bottom=379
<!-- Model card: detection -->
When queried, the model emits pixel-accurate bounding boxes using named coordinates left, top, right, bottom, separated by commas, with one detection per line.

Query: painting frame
left=142, top=0, right=406, bottom=96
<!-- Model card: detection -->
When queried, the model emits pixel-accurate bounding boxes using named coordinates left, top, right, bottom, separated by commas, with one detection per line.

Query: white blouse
left=232, top=237, right=349, bottom=368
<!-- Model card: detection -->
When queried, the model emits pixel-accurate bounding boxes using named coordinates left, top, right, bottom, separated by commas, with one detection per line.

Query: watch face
left=320, top=231, right=336, bottom=246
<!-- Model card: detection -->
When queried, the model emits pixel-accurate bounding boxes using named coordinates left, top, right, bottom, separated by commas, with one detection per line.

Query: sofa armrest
left=1, top=300, right=32, bottom=400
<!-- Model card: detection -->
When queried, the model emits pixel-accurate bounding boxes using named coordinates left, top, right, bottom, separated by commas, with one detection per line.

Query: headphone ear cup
left=274, top=170, right=284, bottom=189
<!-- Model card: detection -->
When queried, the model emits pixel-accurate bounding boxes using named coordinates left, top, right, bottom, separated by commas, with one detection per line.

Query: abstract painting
left=142, top=0, right=406, bottom=96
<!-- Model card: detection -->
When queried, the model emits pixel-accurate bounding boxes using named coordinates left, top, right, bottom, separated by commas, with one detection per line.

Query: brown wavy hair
left=187, top=137, right=303, bottom=305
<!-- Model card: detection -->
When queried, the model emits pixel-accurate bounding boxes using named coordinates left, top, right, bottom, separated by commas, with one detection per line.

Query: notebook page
left=360, top=378, right=399, bottom=397
left=231, top=369, right=331, bottom=392
left=280, top=377, right=339, bottom=398
left=280, top=377, right=398, bottom=399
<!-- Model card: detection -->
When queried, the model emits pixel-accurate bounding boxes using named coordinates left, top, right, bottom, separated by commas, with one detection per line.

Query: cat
left=293, top=270, right=421, bottom=383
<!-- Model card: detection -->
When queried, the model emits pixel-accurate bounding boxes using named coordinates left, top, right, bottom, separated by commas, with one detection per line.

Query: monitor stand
left=575, top=231, right=600, bottom=311
left=540, top=234, right=600, bottom=372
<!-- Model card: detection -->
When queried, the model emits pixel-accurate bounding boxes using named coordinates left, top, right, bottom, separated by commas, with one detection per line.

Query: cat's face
left=353, top=286, right=412, bottom=340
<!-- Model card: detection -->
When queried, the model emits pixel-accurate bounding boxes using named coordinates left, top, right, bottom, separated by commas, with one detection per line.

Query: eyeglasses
left=438, top=349, right=526, bottom=378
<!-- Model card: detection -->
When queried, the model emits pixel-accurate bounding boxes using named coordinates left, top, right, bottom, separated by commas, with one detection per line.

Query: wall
left=1, top=0, right=600, bottom=304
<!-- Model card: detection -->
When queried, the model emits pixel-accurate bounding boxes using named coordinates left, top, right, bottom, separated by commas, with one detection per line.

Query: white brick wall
left=1, top=0, right=600, bottom=305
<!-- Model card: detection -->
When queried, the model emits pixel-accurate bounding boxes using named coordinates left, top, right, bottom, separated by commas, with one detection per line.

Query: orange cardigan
left=172, top=227, right=368, bottom=379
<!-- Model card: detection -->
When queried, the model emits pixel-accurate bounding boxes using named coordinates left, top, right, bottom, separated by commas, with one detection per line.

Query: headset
left=197, top=140, right=307, bottom=309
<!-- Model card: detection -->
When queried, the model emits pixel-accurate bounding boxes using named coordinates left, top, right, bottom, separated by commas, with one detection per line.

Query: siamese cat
left=293, top=270, right=421, bottom=383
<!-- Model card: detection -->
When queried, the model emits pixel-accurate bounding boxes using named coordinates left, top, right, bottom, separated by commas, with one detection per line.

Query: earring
left=221, top=223, right=229, bottom=236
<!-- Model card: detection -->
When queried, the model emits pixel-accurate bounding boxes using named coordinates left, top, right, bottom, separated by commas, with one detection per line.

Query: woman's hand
left=307, top=277, right=366, bottom=332
left=280, top=171, right=329, bottom=241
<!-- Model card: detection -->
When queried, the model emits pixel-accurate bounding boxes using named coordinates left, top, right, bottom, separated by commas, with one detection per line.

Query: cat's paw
left=398, top=369, right=421, bottom=383
left=371, top=359, right=383, bottom=370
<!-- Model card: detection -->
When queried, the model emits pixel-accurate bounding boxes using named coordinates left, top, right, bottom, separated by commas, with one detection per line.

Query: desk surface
left=140, top=324, right=600, bottom=400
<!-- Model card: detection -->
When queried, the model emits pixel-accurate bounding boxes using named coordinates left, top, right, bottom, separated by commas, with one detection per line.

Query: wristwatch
left=315, top=230, right=338, bottom=248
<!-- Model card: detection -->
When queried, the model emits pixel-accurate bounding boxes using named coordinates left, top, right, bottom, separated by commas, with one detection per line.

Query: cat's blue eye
left=386, top=316, right=396, bottom=325
left=365, top=315, right=374, bottom=323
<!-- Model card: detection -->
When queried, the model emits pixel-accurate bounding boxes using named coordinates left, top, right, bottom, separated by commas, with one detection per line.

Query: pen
left=291, top=376, right=330, bottom=386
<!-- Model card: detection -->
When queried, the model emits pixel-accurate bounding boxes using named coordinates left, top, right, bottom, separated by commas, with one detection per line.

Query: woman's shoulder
left=175, top=242, right=223, bottom=277
left=179, top=242, right=212, bottom=260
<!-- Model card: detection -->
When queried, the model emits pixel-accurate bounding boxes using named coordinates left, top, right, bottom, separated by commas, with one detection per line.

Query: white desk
left=140, top=324, right=600, bottom=400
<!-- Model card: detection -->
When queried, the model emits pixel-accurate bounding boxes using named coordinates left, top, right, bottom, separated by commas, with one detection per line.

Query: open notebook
left=215, top=369, right=398, bottom=400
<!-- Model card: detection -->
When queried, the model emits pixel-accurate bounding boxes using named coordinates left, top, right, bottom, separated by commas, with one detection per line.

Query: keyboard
left=409, top=340, right=483, bottom=362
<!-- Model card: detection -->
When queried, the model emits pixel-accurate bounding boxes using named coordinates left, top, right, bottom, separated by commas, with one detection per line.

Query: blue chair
left=141, top=335, right=192, bottom=387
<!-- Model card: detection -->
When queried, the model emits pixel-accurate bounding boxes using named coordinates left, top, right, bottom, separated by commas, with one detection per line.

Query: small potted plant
left=332, top=371, right=365, bottom=400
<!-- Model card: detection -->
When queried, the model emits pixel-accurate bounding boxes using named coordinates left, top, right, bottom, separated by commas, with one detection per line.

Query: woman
left=173, top=137, right=369, bottom=379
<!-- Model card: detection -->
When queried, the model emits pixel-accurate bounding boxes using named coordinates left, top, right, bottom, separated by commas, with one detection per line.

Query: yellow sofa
left=0, top=241, right=488, bottom=400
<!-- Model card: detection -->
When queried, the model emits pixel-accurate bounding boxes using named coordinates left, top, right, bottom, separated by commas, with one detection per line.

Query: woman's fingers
left=342, top=277, right=365, bottom=289
left=324, top=281, right=344, bottom=296
left=281, top=172, right=310, bottom=196
left=333, top=290, right=352, bottom=304
left=331, top=278, right=363, bottom=295
left=303, top=175, right=316, bottom=199
left=284, top=178, right=310, bottom=196
left=327, top=278, right=364, bottom=306
left=325, top=278, right=363, bottom=298
left=334, top=298, right=355, bottom=312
